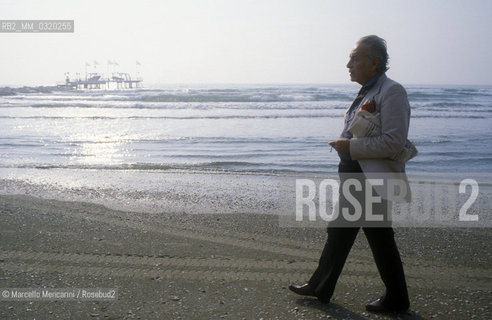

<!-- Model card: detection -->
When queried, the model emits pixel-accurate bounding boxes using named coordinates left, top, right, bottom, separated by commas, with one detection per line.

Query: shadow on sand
left=295, top=298, right=427, bottom=320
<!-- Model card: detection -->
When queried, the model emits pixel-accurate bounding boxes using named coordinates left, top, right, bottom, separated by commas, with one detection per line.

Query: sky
left=1, top=0, right=491, bottom=86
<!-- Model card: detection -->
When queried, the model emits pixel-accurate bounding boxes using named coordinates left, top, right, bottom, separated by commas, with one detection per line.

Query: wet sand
left=0, top=194, right=490, bottom=319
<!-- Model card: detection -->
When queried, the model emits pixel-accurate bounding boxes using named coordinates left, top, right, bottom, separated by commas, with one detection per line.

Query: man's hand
left=329, top=138, right=350, bottom=155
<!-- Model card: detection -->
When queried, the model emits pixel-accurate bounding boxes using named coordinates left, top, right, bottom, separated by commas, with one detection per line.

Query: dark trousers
left=308, top=160, right=409, bottom=308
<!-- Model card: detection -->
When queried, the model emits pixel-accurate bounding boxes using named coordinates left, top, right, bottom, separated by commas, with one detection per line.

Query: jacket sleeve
left=349, top=84, right=410, bottom=160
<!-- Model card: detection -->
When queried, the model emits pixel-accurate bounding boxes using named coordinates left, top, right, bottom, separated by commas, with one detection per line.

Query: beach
left=1, top=84, right=491, bottom=319
left=1, top=194, right=491, bottom=319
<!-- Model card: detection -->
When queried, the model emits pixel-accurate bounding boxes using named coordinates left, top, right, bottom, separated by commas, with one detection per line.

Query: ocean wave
left=140, top=92, right=353, bottom=103
left=413, top=139, right=451, bottom=145
left=7, top=114, right=474, bottom=120
left=0, top=161, right=333, bottom=176
left=411, top=114, right=487, bottom=119
left=0, top=114, right=343, bottom=120
left=407, top=86, right=492, bottom=98
left=0, top=136, right=329, bottom=148
left=0, top=102, right=344, bottom=110
left=410, top=100, right=491, bottom=111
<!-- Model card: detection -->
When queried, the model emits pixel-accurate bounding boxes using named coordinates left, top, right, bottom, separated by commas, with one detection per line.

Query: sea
left=1, top=84, right=491, bottom=221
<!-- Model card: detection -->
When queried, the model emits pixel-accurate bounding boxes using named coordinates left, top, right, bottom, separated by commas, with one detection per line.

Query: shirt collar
left=359, top=73, right=382, bottom=95
left=365, top=73, right=382, bottom=88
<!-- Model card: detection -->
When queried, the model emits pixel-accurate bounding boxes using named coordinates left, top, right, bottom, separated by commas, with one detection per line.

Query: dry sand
left=0, top=195, right=490, bottom=319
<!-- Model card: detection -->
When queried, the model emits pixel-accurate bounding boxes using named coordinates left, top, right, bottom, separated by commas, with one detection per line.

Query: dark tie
left=345, top=87, right=370, bottom=129
left=348, top=87, right=369, bottom=115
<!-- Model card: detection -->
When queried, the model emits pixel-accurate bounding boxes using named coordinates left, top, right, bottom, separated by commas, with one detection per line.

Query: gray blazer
left=348, top=74, right=412, bottom=202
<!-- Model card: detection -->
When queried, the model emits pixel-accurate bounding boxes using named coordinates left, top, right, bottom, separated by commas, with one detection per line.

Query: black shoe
left=288, top=283, right=316, bottom=297
left=366, top=296, right=409, bottom=313
left=288, top=283, right=331, bottom=303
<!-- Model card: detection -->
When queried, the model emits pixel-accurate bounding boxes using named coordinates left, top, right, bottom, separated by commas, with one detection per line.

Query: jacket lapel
left=360, top=74, right=387, bottom=113
left=344, top=74, right=388, bottom=120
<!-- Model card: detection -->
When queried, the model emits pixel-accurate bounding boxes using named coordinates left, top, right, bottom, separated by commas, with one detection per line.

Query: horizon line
left=1, top=82, right=492, bottom=89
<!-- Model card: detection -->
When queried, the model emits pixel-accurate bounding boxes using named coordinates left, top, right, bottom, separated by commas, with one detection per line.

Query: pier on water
left=59, top=72, right=142, bottom=90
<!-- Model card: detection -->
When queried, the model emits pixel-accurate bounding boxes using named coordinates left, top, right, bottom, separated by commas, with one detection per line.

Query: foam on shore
left=1, top=167, right=490, bottom=228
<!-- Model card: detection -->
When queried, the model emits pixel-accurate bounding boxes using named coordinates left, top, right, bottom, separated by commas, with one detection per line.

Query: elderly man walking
left=289, top=35, right=412, bottom=314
